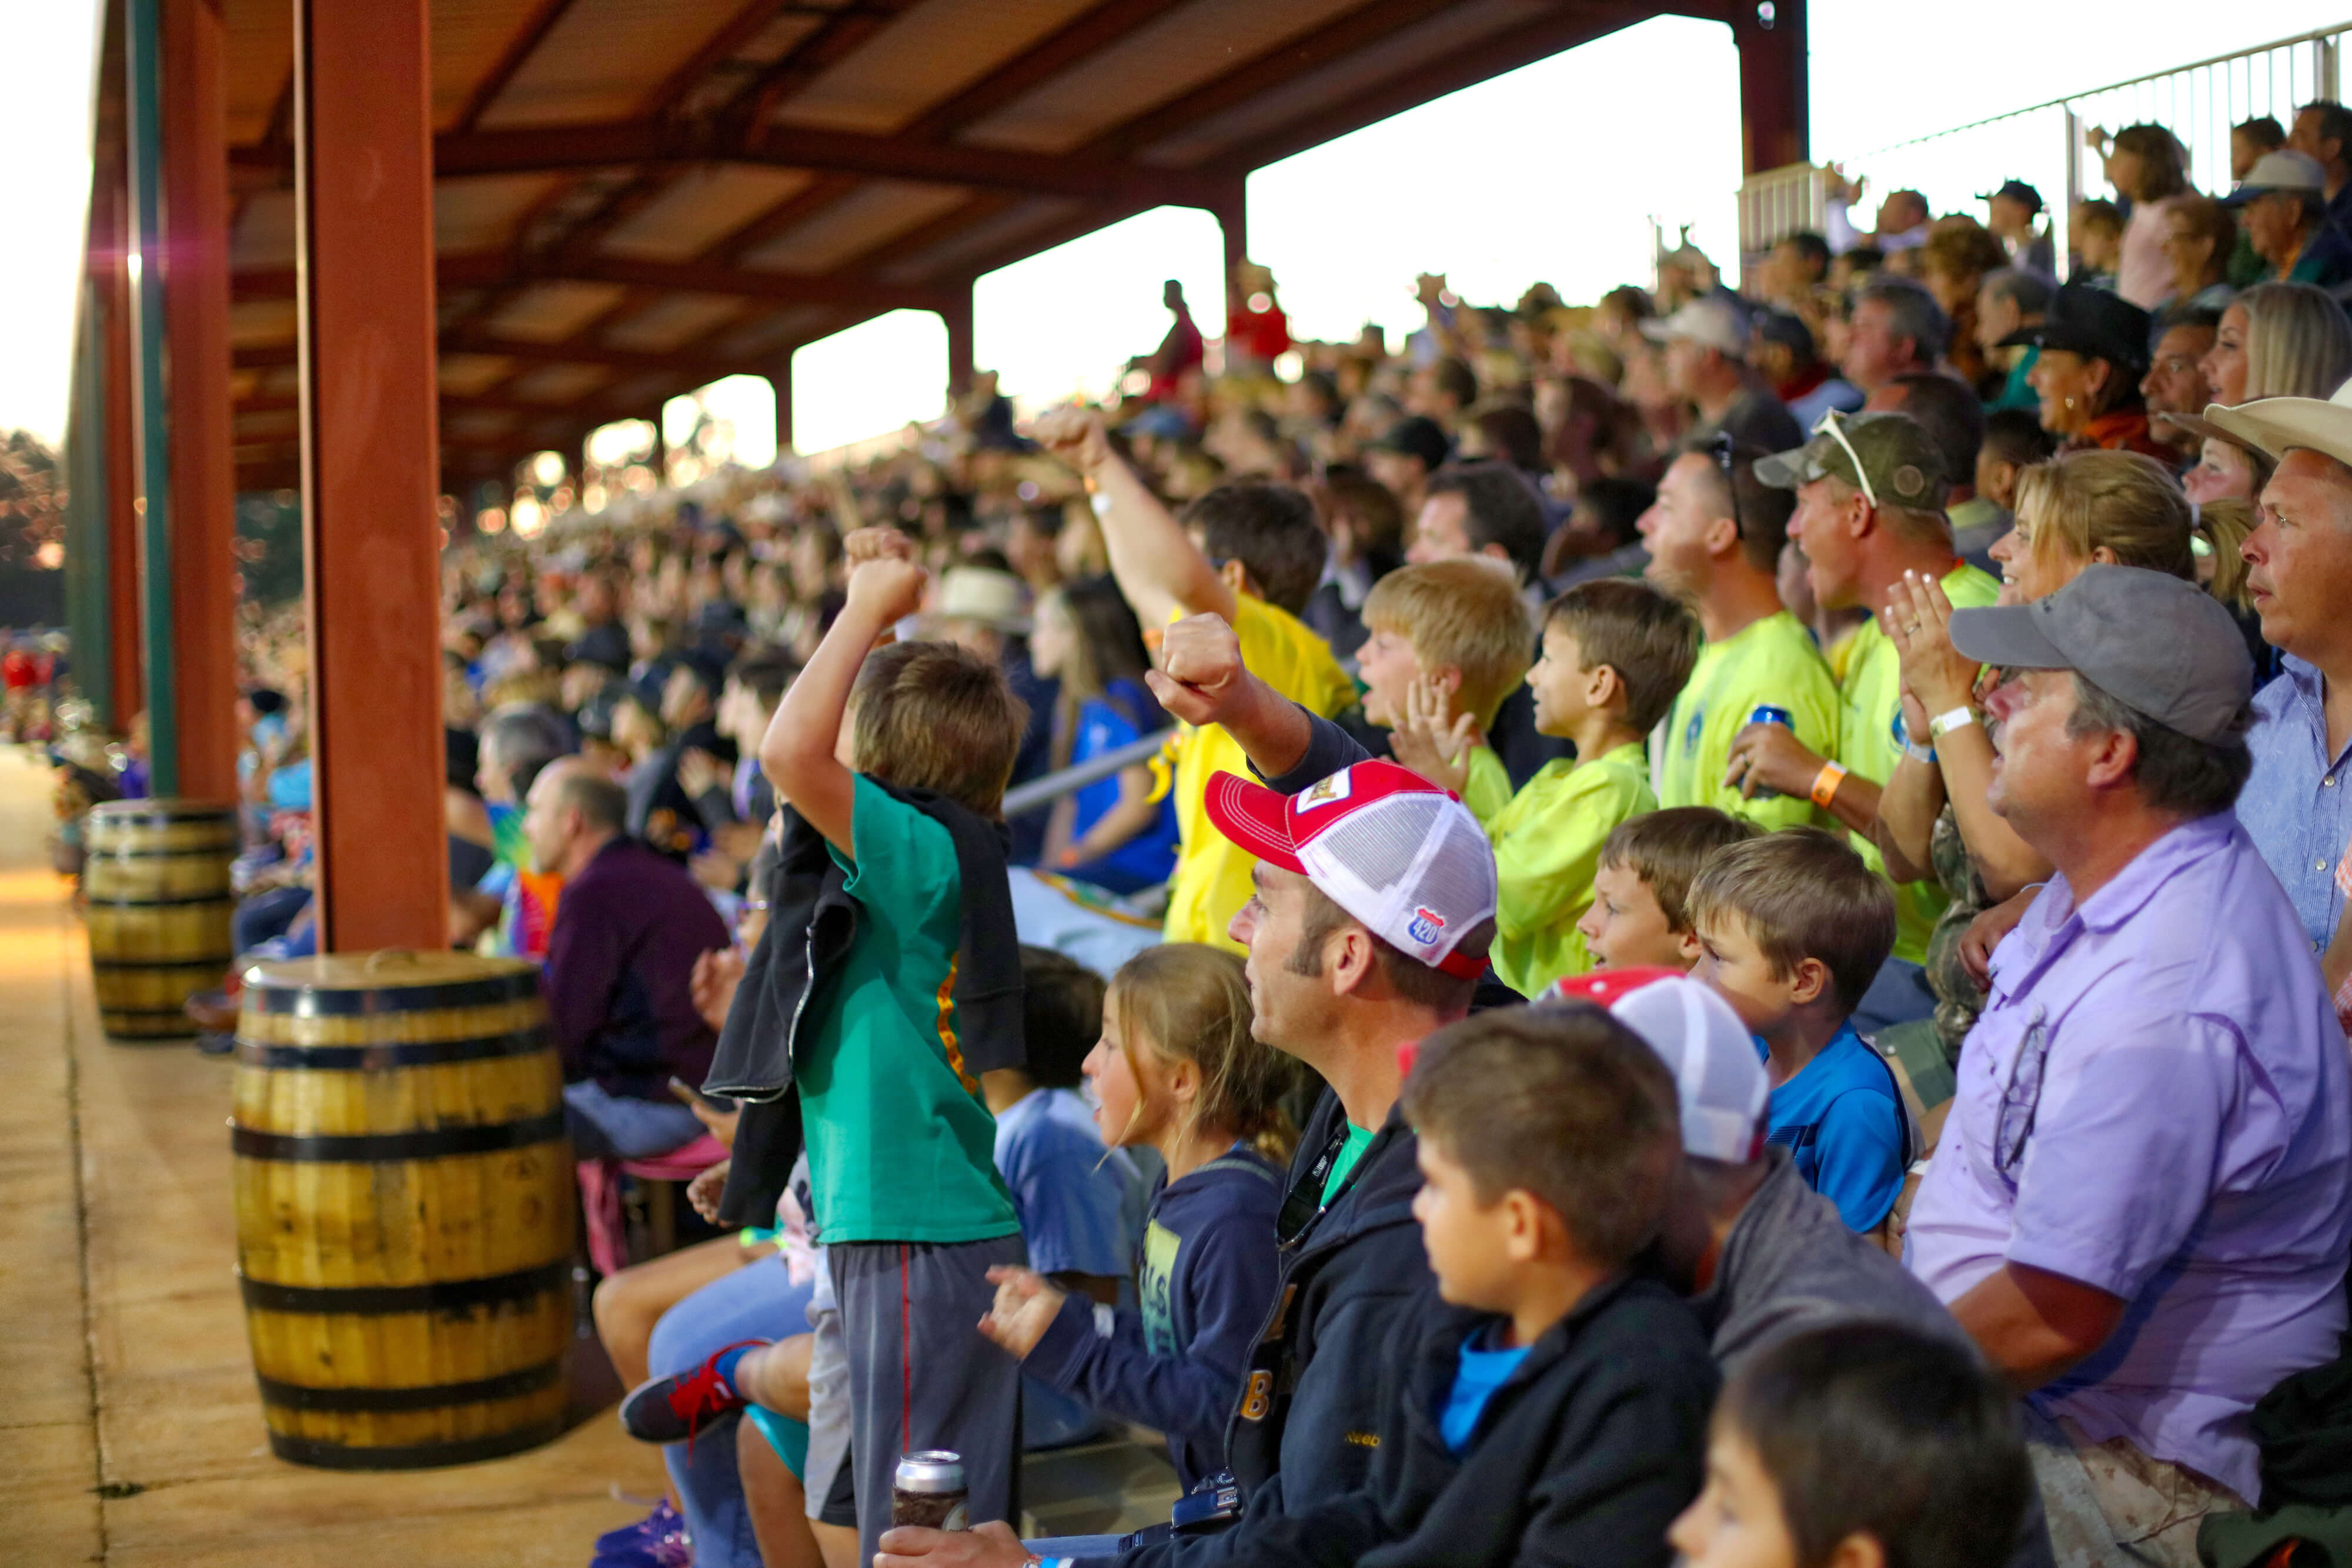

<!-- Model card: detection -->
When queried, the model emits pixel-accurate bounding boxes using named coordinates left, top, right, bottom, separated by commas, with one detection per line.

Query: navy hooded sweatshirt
left=1025, top=1145, right=1285, bottom=1490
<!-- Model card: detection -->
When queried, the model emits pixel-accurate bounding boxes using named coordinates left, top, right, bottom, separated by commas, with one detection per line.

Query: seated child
left=1143, top=1007, right=1716, bottom=1568
left=1352, top=559, right=1536, bottom=824
left=1669, top=1321, right=2032, bottom=1568
left=978, top=942, right=1294, bottom=1491
left=1401, top=579, right=1698, bottom=994
left=983, top=947, right=1146, bottom=1449
left=1686, top=829, right=1909, bottom=1238
left=1577, top=807, right=1760, bottom=971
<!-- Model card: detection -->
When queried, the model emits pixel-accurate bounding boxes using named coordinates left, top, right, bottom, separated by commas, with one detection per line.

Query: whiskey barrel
left=83, top=799, right=237, bottom=1041
left=231, top=951, right=576, bottom=1470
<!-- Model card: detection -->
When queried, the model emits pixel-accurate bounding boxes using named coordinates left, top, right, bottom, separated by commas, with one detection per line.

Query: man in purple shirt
left=1905, top=568, right=2352, bottom=1567
left=526, top=757, right=731, bottom=1159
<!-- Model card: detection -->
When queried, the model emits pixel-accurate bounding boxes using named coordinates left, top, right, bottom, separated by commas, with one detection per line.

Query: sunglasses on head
left=1812, top=408, right=1879, bottom=509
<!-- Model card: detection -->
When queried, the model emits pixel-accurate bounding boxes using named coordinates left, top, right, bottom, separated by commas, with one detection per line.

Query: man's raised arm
left=1147, top=614, right=1367, bottom=789
left=1031, top=405, right=1235, bottom=628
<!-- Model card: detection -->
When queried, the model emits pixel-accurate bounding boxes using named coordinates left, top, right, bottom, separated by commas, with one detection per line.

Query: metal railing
left=1000, top=728, right=1175, bottom=819
left=1738, top=21, right=2350, bottom=275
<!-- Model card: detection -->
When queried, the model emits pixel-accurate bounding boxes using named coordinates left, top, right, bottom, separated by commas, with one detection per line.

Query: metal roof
left=188, top=0, right=1696, bottom=491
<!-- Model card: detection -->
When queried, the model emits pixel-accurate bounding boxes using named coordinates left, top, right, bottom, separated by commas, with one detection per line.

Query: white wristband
left=1928, top=706, right=1979, bottom=742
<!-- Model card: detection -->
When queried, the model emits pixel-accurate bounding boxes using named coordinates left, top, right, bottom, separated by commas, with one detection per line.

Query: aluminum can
left=892, top=1450, right=969, bottom=1532
left=1745, top=707, right=1794, bottom=798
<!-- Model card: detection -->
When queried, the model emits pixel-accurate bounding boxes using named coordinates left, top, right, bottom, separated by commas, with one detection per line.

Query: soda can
left=1743, top=707, right=1793, bottom=798
left=892, top=1450, right=970, bottom=1532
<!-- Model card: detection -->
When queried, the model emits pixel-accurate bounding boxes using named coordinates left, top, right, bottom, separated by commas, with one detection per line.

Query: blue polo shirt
left=1758, top=1026, right=1906, bottom=1233
left=2239, top=657, right=2351, bottom=957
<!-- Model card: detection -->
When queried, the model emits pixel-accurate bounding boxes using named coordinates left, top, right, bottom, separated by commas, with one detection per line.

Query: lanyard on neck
left=1276, top=1115, right=1358, bottom=1248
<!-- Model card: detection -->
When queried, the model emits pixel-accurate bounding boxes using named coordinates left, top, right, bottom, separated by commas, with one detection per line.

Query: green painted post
left=124, top=0, right=176, bottom=795
left=68, top=279, right=115, bottom=730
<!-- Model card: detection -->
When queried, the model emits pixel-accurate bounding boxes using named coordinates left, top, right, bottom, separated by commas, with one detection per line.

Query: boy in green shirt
left=1354, top=558, right=1536, bottom=825
left=655, top=527, right=1032, bottom=1564
left=1404, top=579, right=1699, bottom=995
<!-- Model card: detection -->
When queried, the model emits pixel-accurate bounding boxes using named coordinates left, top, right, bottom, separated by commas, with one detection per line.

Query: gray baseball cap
left=1947, top=566, right=2253, bottom=744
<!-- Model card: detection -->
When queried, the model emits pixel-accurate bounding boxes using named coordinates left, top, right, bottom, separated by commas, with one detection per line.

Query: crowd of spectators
left=48, top=101, right=2352, bottom=1568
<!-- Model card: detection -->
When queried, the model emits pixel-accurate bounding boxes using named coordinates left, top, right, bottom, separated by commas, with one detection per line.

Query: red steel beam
left=294, top=0, right=447, bottom=952
left=231, top=250, right=958, bottom=312
left=230, top=118, right=1235, bottom=208
left=161, top=0, right=238, bottom=802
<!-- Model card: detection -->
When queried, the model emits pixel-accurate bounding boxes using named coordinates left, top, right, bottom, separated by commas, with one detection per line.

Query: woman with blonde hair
left=1872, top=450, right=2196, bottom=1063
left=975, top=944, right=1294, bottom=1492
left=2198, top=281, right=2352, bottom=405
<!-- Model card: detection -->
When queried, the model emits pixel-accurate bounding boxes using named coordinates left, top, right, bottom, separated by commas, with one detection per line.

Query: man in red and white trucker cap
left=1136, top=615, right=1501, bottom=1543
left=1204, top=757, right=1498, bottom=982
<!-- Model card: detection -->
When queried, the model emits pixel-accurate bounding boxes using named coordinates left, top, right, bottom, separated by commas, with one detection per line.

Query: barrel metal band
left=84, top=844, right=237, bottom=860
left=255, top=1359, right=563, bottom=1412
left=86, top=891, right=234, bottom=908
left=233, top=1027, right=549, bottom=1071
left=238, top=1259, right=569, bottom=1316
left=230, top=1109, right=566, bottom=1163
left=245, top=971, right=541, bottom=1017
left=263, top=1419, right=566, bottom=1472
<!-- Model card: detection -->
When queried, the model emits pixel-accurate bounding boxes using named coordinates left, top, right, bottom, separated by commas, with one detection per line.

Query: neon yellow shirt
left=1164, top=594, right=1358, bottom=951
left=1486, top=741, right=1655, bottom=996
left=1656, top=609, right=1840, bottom=831
left=1458, top=743, right=1513, bottom=827
left=1836, top=561, right=2002, bottom=964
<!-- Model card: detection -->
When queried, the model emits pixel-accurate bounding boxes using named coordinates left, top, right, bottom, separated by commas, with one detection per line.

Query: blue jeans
left=233, top=884, right=311, bottom=957
left=563, top=1081, right=706, bottom=1160
left=647, top=1255, right=820, bottom=1568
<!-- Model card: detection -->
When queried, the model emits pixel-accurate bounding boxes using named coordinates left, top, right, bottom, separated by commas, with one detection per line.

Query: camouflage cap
left=1755, top=411, right=1951, bottom=511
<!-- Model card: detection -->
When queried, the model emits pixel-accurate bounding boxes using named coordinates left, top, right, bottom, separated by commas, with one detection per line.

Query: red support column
left=160, top=0, right=238, bottom=801
left=770, top=363, right=794, bottom=457
left=99, top=172, right=145, bottom=734
left=294, top=0, right=448, bottom=952
left=1211, top=180, right=1248, bottom=280
left=1732, top=0, right=1808, bottom=175
left=943, top=287, right=975, bottom=397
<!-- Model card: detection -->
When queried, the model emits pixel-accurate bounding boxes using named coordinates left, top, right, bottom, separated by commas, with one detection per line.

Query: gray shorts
left=803, top=1286, right=853, bottom=1527
left=826, top=1235, right=1028, bottom=1565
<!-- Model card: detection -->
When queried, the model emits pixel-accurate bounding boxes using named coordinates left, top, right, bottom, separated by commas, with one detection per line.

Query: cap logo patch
left=1298, top=771, right=1354, bottom=811
left=1406, top=906, right=1446, bottom=944
left=1893, top=463, right=1924, bottom=499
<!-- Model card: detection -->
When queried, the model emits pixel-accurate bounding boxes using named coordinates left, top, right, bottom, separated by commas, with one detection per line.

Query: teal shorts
left=745, top=1405, right=810, bottom=1478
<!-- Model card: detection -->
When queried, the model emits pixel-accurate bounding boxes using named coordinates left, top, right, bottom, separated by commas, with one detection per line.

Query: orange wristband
left=1809, top=761, right=1848, bottom=809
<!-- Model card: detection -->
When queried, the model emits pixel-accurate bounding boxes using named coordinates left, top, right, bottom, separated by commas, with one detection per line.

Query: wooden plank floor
left=0, top=749, right=666, bottom=1567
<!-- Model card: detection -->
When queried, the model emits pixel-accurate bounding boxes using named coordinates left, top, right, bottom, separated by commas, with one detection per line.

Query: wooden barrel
left=84, top=798, right=237, bottom=1041
left=231, top=951, right=575, bottom=1470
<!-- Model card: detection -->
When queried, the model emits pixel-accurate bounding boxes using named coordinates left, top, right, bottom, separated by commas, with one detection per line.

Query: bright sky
left=3, top=2, right=2342, bottom=459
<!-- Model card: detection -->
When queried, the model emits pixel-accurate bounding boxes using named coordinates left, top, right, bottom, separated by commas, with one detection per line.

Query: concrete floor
left=0, top=749, right=667, bottom=1567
